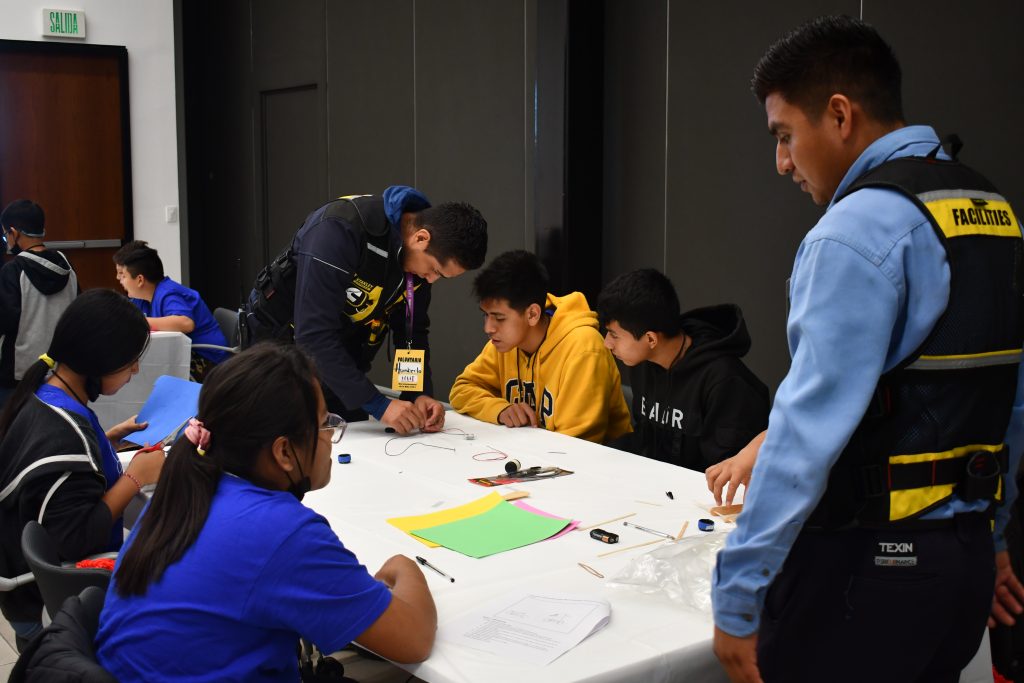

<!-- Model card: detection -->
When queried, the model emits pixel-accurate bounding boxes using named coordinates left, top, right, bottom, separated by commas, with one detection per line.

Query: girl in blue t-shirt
left=96, top=343, right=437, bottom=682
left=0, top=289, right=166, bottom=651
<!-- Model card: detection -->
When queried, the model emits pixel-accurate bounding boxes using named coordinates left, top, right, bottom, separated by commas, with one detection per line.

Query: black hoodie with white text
left=615, top=304, right=770, bottom=473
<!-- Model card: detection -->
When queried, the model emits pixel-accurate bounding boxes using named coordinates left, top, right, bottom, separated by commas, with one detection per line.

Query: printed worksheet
left=438, top=592, right=611, bottom=665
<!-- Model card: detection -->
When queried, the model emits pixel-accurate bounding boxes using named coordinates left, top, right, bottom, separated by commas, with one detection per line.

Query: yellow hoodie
left=450, top=292, right=632, bottom=444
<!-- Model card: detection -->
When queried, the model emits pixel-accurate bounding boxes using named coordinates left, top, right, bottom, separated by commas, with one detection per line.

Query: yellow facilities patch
left=924, top=197, right=1021, bottom=239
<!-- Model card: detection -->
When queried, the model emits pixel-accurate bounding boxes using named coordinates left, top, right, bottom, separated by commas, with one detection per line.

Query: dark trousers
left=758, top=513, right=994, bottom=683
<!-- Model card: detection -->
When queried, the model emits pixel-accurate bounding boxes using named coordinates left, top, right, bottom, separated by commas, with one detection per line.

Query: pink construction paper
left=512, top=500, right=579, bottom=539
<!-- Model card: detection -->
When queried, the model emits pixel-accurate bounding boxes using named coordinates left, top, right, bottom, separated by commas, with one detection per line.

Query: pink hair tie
left=185, top=418, right=211, bottom=456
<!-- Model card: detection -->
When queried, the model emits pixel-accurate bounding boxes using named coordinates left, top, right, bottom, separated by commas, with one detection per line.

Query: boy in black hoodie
left=596, top=268, right=769, bottom=473
left=0, top=200, right=77, bottom=405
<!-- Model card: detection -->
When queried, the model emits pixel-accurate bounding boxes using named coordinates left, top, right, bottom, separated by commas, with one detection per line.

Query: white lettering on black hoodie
left=615, top=304, right=770, bottom=472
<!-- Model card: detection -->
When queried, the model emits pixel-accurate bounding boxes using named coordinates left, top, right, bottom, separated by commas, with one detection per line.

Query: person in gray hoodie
left=0, top=200, right=77, bottom=405
left=597, top=268, right=770, bottom=473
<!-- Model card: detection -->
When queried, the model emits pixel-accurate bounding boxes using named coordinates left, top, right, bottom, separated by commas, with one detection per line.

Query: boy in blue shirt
left=114, top=241, right=228, bottom=380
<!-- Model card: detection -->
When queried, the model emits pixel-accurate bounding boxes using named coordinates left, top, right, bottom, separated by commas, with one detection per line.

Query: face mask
left=4, top=231, right=19, bottom=255
left=285, top=448, right=311, bottom=501
left=85, top=376, right=102, bottom=402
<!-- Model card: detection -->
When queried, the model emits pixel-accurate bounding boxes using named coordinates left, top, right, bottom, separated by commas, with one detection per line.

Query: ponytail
left=114, top=436, right=221, bottom=596
left=0, top=360, right=51, bottom=438
left=0, top=289, right=148, bottom=437
left=114, top=343, right=319, bottom=596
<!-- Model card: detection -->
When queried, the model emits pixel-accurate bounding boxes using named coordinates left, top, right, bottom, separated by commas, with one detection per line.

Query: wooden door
left=0, top=40, right=132, bottom=290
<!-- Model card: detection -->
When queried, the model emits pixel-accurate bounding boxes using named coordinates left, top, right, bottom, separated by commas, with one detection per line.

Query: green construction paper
left=410, top=500, right=571, bottom=558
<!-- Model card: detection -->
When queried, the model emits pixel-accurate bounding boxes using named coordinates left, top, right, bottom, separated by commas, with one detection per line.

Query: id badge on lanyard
left=393, top=274, right=425, bottom=392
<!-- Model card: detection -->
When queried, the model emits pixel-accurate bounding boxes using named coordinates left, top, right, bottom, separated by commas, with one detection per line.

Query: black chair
left=9, top=585, right=116, bottom=683
left=20, top=522, right=113, bottom=620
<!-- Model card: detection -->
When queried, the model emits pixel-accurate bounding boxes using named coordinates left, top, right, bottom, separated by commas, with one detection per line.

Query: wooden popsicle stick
left=597, top=537, right=666, bottom=558
left=501, top=490, right=530, bottom=501
left=577, top=512, right=637, bottom=532
left=675, top=520, right=689, bottom=540
left=710, top=503, right=744, bottom=517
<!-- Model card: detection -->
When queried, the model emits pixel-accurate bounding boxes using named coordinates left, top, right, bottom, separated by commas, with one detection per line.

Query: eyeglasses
left=320, top=412, right=347, bottom=444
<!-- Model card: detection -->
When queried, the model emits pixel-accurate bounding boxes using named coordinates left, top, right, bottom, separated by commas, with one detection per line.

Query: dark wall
left=603, top=0, right=1024, bottom=393
left=182, top=0, right=536, bottom=397
left=183, top=0, right=1024, bottom=400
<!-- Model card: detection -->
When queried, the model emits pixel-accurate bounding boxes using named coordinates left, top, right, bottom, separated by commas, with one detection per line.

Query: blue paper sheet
left=126, top=376, right=202, bottom=446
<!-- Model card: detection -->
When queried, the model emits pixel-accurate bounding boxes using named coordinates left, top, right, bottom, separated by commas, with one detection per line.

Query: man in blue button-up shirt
left=712, top=16, right=1024, bottom=683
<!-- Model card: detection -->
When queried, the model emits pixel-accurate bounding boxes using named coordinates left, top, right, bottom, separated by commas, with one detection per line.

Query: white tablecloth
left=90, top=331, right=191, bottom=432
left=305, top=411, right=730, bottom=683
left=118, top=406, right=992, bottom=681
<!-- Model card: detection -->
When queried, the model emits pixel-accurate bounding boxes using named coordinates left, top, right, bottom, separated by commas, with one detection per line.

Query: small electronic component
left=504, top=459, right=522, bottom=474
left=589, top=528, right=619, bottom=544
left=697, top=518, right=715, bottom=532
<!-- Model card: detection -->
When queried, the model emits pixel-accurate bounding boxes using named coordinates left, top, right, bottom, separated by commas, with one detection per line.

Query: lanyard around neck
left=404, top=274, right=415, bottom=349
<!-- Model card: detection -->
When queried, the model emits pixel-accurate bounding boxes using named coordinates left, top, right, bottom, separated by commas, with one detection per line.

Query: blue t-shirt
left=95, top=474, right=392, bottom=682
left=36, top=384, right=124, bottom=551
left=131, top=277, right=229, bottom=363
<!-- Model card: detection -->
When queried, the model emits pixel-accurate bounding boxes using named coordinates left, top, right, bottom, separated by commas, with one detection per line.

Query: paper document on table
left=438, top=592, right=610, bottom=665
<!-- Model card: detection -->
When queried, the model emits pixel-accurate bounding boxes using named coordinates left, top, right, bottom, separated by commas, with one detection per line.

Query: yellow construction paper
left=387, top=492, right=505, bottom=547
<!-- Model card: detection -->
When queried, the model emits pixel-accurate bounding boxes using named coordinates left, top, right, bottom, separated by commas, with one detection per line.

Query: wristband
left=123, top=472, right=143, bottom=493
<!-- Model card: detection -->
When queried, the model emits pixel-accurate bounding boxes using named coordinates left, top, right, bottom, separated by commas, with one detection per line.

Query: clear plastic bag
left=606, top=531, right=728, bottom=615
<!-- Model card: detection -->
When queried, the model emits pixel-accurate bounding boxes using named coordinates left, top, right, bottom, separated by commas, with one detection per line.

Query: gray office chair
left=193, top=306, right=242, bottom=355
left=20, top=522, right=113, bottom=620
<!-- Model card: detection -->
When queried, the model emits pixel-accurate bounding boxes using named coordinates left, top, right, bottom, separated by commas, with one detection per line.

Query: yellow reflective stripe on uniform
left=921, top=196, right=1021, bottom=239
left=889, top=442, right=1003, bottom=465
left=907, top=348, right=1023, bottom=370
left=890, top=484, right=955, bottom=521
left=337, top=194, right=372, bottom=201
left=888, top=443, right=1004, bottom=521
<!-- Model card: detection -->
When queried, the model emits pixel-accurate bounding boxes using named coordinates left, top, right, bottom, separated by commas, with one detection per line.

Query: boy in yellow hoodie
left=450, top=250, right=631, bottom=444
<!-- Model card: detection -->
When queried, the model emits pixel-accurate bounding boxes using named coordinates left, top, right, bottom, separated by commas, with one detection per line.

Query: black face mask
left=286, top=449, right=311, bottom=501
left=85, top=376, right=102, bottom=402
left=5, top=232, right=20, bottom=256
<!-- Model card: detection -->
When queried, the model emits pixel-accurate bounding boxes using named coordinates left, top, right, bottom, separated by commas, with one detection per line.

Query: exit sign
left=42, top=9, right=86, bottom=39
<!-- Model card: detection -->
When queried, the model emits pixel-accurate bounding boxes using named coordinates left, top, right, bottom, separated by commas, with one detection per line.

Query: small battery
left=337, top=454, right=352, bottom=464
left=589, top=528, right=619, bottom=544
left=697, top=518, right=715, bottom=532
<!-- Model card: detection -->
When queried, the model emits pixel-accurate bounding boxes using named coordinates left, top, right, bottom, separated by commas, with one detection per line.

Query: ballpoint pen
left=415, top=555, right=455, bottom=583
left=622, top=521, right=676, bottom=540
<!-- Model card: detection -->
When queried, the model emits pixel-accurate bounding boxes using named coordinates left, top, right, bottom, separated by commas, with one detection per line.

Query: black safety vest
left=246, top=194, right=421, bottom=359
left=808, top=156, right=1024, bottom=529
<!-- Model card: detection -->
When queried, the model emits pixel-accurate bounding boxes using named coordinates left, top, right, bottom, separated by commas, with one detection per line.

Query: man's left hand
left=713, top=626, right=763, bottom=683
left=990, top=549, right=1024, bottom=627
left=415, top=395, right=445, bottom=432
